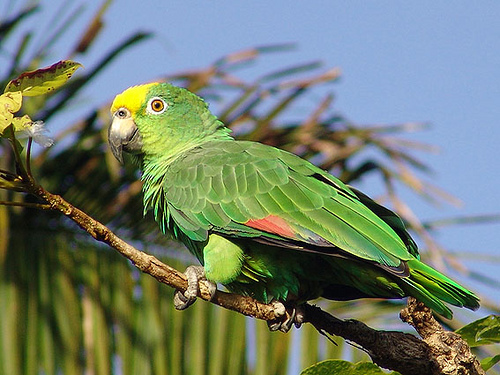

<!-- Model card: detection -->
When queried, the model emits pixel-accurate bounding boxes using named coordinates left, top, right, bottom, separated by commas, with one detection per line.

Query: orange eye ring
left=151, top=99, right=164, bottom=112
left=147, top=97, right=167, bottom=114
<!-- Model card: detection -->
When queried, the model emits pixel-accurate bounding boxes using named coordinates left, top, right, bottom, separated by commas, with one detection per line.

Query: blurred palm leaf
left=1, top=2, right=499, bottom=375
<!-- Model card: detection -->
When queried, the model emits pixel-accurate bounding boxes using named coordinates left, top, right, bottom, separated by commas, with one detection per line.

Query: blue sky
left=27, top=1, right=500, bottom=306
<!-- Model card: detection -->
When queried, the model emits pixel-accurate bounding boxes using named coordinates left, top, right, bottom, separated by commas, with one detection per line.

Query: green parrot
left=108, top=82, right=479, bottom=330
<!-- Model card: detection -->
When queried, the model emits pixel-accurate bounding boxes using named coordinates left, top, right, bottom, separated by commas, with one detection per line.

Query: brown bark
left=401, top=298, right=485, bottom=375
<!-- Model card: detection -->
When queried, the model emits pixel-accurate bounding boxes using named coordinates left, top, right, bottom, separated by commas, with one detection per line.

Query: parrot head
left=109, top=82, right=230, bottom=163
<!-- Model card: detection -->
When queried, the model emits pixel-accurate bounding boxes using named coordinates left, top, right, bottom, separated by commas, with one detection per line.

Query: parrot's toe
left=174, top=289, right=196, bottom=310
left=267, top=302, right=304, bottom=333
left=174, top=265, right=215, bottom=310
left=201, top=279, right=217, bottom=300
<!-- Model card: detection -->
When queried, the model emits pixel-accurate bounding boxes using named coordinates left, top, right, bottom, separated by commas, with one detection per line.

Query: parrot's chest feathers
left=142, top=162, right=173, bottom=234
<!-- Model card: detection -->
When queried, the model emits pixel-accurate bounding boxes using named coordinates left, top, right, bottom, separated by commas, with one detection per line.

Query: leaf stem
left=26, top=137, right=33, bottom=176
left=8, top=131, right=28, bottom=180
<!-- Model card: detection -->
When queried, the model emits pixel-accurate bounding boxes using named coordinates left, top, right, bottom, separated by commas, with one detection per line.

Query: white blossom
left=17, top=120, right=54, bottom=148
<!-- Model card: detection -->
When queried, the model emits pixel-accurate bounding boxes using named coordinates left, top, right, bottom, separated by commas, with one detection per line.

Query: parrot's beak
left=109, top=108, right=143, bottom=164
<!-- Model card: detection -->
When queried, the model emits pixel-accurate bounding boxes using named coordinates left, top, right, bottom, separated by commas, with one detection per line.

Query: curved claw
left=267, top=302, right=305, bottom=333
left=174, top=265, right=217, bottom=310
left=173, top=289, right=196, bottom=310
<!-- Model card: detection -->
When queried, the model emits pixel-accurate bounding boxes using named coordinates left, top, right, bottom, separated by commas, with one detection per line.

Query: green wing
left=157, top=140, right=417, bottom=271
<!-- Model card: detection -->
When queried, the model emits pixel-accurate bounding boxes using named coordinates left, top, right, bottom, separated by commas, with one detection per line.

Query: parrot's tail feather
left=402, top=278, right=453, bottom=319
left=402, top=259, right=480, bottom=319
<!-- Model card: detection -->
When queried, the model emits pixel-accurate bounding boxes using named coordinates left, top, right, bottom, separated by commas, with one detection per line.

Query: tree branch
left=304, top=303, right=435, bottom=375
left=14, top=180, right=483, bottom=375
left=401, top=298, right=485, bottom=375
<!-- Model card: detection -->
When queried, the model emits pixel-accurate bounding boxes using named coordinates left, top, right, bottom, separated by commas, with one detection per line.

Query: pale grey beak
left=108, top=108, right=143, bottom=164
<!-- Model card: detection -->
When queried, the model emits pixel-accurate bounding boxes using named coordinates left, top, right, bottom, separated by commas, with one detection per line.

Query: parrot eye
left=116, top=108, right=129, bottom=119
left=147, top=97, right=167, bottom=114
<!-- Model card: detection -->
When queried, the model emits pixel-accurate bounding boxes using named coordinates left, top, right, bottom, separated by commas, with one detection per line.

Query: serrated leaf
left=4, top=60, right=83, bottom=97
left=456, top=315, right=500, bottom=347
left=481, top=355, right=500, bottom=372
left=0, top=91, right=23, bottom=134
left=300, top=360, right=401, bottom=375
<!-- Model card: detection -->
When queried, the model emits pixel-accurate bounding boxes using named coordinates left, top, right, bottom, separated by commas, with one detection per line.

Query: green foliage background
left=1, top=2, right=498, bottom=374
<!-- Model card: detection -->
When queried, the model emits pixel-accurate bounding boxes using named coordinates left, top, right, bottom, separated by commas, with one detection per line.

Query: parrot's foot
left=174, top=265, right=217, bottom=310
left=267, top=302, right=305, bottom=333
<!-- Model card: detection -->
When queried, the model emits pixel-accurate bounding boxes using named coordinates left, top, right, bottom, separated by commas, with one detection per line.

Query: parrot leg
left=173, top=265, right=217, bottom=310
left=267, top=302, right=305, bottom=333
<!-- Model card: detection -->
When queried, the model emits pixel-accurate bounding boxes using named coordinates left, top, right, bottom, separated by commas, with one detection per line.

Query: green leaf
left=4, top=60, right=82, bottom=97
left=0, top=124, right=24, bottom=154
left=0, top=178, right=24, bottom=192
left=300, top=360, right=401, bottom=375
left=456, top=315, right=500, bottom=347
left=481, top=355, right=500, bottom=372
left=0, top=91, right=22, bottom=134
left=11, top=115, right=33, bottom=132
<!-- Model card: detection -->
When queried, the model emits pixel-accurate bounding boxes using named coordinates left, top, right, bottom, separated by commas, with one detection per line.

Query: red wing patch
left=246, top=215, right=332, bottom=246
left=245, top=215, right=296, bottom=238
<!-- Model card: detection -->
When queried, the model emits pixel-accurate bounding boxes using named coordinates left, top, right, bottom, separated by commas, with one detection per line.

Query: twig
left=0, top=200, right=51, bottom=210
